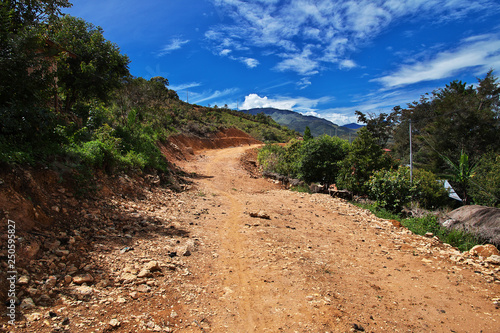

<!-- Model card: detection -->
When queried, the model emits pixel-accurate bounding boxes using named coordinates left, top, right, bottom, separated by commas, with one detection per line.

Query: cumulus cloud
left=158, top=38, right=190, bottom=56
left=373, top=33, right=500, bottom=88
left=241, top=93, right=332, bottom=113
left=206, top=0, right=498, bottom=74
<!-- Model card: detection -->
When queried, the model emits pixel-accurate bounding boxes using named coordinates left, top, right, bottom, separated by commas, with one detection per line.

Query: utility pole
left=409, top=118, right=413, bottom=183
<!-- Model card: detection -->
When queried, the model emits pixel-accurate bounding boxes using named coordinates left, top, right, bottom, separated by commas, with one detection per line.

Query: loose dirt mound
left=442, top=205, right=500, bottom=246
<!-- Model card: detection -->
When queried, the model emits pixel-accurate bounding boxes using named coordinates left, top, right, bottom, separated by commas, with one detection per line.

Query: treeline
left=258, top=72, right=500, bottom=210
left=0, top=1, right=296, bottom=180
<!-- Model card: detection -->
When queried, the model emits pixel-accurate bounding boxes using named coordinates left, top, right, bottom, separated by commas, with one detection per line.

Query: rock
left=64, top=275, right=73, bottom=284
left=62, top=317, right=70, bottom=325
left=18, top=275, right=30, bottom=285
left=486, top=255, right=500, bottom=265
left=119, top=273, right=137, bottom=284
left=137, top=269, right=153, bottom=278
left=469, top=244, right=500, bottom=258
left=25, top=312, right=42, bottom=322
left=144, top=261, right=161, bottom=272
left=136, top=284, right=151, bottom=293
left=45, top=276, right=57, bottom=289
left=74, top=285, right=93, bottom=300
left=389, top=219, right=402, bottom=228
left=249, top=211, right=271, bottom=220
left=116, top=297, right=126, bottom=303
left=73, top=274, right=94, bottom=285
left=109, top=318, right=121, bottom=328
left=20, top=297, right=36, bottom=310
left=130, top=291, right=139, bottom=299
left=424, top=232, right=434, bottom=238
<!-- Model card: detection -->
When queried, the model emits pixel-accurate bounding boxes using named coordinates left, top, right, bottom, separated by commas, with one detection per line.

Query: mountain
left=343, top=123, right=364, bottom=130
left=241, top=107, right=357, bottom=139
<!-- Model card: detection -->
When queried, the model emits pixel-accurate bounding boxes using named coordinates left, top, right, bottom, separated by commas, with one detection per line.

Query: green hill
left=242, top=108, right=357, bottom=140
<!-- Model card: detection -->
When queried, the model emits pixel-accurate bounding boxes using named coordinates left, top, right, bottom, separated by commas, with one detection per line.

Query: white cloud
left=339, top=59, right=357, bottom=70
left=236, top=57, right=260, bottom=68
left=207, top=0, right=499, bottom=74
left=297, top=77, right=312, bottom=89
left=373, top=34, right=500, bottom=88
left=190, top=88, right=239, bottom=105
left=157, top=38, right=190, bottom=56
left=241, top=93, right=332, bottom=113
left=275, top=46, right=320, bottom=76
left=169, top=82, right=202, bottom=92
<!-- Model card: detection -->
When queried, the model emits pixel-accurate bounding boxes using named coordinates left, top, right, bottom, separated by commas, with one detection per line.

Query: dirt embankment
left=1, top=130, right=500, bottom=332
left=159, top=128, right=262, bottom=162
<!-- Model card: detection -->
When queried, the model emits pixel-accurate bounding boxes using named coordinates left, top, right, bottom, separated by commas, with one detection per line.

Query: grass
left=354, top=202, right=482, bottom=252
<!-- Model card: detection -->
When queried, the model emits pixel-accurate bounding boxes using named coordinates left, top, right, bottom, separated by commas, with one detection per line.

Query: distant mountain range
left=342, top=123, right=364, bottom=130
left=241, top=108, right=358, bottom=139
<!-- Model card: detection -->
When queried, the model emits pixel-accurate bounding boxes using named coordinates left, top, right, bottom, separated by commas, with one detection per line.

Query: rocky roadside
left=0, top=172, right=207, bottom=332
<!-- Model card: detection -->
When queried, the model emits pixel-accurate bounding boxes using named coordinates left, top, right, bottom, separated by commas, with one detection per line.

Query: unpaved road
left=177, top=146, right=500, bottom=332
left=5, top=145, right=500, bottom=332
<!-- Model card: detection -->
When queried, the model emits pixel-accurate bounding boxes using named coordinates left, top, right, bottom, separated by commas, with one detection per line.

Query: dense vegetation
left=258, top=72, right=500, bottom=210
left=0, top=1, right=296, bottom=183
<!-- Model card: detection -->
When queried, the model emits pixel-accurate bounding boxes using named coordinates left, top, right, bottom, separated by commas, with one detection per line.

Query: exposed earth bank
left=1, top=131, right=500, bottom=332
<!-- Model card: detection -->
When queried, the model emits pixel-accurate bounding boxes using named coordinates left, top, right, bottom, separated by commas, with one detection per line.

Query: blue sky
left=65, top=0, right=500, bottom=125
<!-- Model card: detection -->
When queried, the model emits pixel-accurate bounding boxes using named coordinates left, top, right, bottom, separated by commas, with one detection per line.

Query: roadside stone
left=25, top=312, right=42, bottom=322
left=469, top=244, right=500, bottom=258
left=109, top=318, right=121, bottom=328
left=73, top=274, right=94, bottom=285
left=144, top=260, right=161, bottom=272
left=120, top=273, right=137, bottom=284
left=20, top=297, right=36, bottom=310
left=249, top=210, right=271, bottom=220
left=17, top=275, right=30, bottom=285
left=73, top=285, right=93, bottom=300
left=136, top=284, right=151, bottom=293
left=486, top=255, right=500, bottom=265
left=137, top=269, right=153, bottom=278
left=45, top=276, right=57, bottom=289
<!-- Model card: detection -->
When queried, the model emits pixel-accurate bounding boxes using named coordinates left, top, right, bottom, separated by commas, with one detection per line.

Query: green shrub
left=257, top=144, right=286, bottom=174
left=469, top=153, right=500, bottom=207
left=297, top=135, right=349, bottom=184
left=337, top=128, right=396, bottom=194
left=412, top=168, right=449, bottom=209
left=368, top=166, right=415, bottom=212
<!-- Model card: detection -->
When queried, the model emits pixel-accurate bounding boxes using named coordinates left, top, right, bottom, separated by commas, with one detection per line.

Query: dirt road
left=177, top=146, right=500, bottom=332
left=5, top=145, right=500, bottom=332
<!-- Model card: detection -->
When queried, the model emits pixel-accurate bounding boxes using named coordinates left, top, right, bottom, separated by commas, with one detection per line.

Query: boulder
left=441, top=205, right=500, bottom=246
left=469, top=244, right=500, bottom=258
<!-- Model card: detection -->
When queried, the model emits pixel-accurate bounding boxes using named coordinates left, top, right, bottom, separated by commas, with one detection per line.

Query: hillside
left=242, top=107, right=356, bottom=139
left=343, top=122, right=364, bottom=130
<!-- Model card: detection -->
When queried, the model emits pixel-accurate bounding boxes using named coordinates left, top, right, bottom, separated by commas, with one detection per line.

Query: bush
left=297, top=135, right=349, bottom=184
left=469, top=153, right=500, bottom=207
left=412, top=168, right=449, bottom=209
left=368, top=166, right=415, bottom=212
left=257, top=144, right=286, bottom=174
left=337, top=128, right=396, bottom=194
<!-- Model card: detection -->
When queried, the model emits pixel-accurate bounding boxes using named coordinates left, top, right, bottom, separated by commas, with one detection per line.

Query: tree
left=48, top=15, right=130, bottom=113
left=389, top=72, right=500, bottom=174
left=0, top=0, right=71, bottom=146
left=297, top=135, right=349, bottom=185
left=355, top=110, right=395, bottom=147
left=337, top=127, right=396, bottom=194
left=303, top=126, right=313, bottom=141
